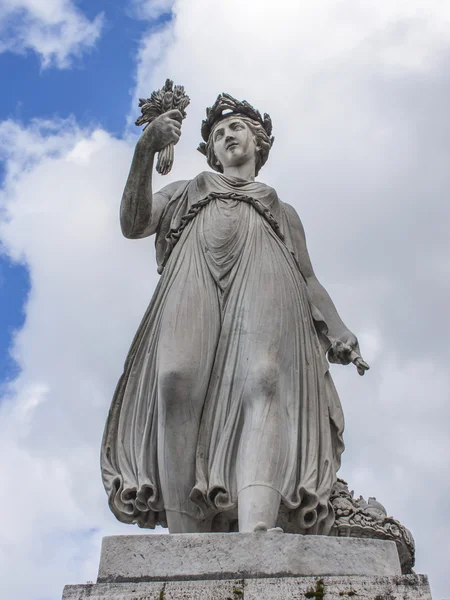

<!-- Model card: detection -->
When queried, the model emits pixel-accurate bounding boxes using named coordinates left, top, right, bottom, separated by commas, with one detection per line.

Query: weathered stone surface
left=102, top=91, right=371, bottom=536
left=330, top=479, right=415, bottom=574
left=244, top=575, right=432, bottom=600
left=63, top=575, right=432, bottom=600
left=98, top=533, right=401, bottom=583
left=63, top=579, right=243, bottom=600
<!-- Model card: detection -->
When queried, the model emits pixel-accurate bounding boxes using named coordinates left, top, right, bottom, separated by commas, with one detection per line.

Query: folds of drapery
left=101, top=172, right=345, bottom=533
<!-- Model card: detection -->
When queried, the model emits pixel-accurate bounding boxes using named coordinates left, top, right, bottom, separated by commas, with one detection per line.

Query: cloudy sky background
left=0, top=1, right=449, bottom=598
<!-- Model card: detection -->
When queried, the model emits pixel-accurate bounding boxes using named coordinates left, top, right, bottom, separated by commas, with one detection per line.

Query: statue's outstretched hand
left=328, top=332, right=370, bottom=376
left=140, top=109, right=183, bottom=153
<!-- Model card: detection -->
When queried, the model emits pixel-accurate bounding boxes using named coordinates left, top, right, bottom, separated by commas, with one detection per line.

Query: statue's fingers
left=327, top=348, right=337, bottom=363
left=169, top=126, right=181, bottom=142
left=357, top=358, right=370, bottom=371
left=352, top=354, right=370, bottom=375
left=339, top=343, right=353, bottom=365
left=165, top=109, right=183, bottom=122
left=328, top=342, right=344, bottom=364
left=329, top=341, right=350, bottom=366
left=337, top=356, right=350, bottom=365
left=168, top=119, right=181, bottom=131
left=349, top=349, right=369, bottom=369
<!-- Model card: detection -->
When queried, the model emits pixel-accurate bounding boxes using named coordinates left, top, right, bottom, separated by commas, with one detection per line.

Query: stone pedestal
left=62, top=533, right=432, bottom=599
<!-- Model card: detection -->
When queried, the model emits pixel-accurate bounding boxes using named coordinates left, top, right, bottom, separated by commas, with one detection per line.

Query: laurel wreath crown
left=198, top=93, right=274, bottom=155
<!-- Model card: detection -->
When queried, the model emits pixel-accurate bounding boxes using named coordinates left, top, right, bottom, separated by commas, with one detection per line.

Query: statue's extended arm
left=284, top=203, right=368, bottom=373
left=120, top=109, right=183, bottom=239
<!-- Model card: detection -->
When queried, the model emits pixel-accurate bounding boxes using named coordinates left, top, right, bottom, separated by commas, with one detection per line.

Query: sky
left=0, top=1, right=449, bottom=599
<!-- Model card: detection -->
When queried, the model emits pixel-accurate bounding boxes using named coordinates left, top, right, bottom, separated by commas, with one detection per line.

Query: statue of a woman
left=101, top=94, right=367, bottom=535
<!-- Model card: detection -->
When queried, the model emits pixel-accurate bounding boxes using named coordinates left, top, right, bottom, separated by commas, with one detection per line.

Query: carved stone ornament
left=329, top=478, right=415, bottom=574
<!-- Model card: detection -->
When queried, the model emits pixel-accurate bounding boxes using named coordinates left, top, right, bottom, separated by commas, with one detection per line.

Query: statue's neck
left=222, top=159, right=256, bottom=182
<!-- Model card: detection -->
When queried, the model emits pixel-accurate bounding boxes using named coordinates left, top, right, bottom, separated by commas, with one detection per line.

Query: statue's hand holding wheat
left=135, top=79, right=190, bottom=175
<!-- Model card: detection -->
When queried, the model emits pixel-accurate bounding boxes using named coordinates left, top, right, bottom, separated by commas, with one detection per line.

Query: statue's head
left=198, top=94, right=274, bottom=176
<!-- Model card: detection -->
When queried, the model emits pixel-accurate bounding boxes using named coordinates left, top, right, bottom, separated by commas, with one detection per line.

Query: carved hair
left=205, top=115, right=272, bottom=176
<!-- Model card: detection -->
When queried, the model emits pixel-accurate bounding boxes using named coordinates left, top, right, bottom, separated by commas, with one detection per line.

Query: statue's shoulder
left=281, top=201, right=300, bottom=219
left=161, top=171, right=216, bottom=194
left=282, top=201, right=303, bottom=225
left=193, top=171, right=220, bottom=185
left=280, top=201, right=307, bottom=239
left=157, top=179, right=190, bottom=201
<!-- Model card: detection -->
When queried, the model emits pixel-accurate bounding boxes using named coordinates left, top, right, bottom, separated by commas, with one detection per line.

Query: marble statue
left=101, top=91, right=369, bottom=536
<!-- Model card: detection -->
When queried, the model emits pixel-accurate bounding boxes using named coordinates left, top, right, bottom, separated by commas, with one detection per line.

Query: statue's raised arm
left=120, top=109, right=183, bottom=239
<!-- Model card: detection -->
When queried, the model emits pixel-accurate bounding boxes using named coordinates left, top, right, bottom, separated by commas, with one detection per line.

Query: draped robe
left=101, top=171, right=345, bottom=534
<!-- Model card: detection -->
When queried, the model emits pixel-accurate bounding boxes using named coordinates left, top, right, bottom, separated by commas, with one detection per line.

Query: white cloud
left=0, top=119, right=159, bottom=599
left=0, top=0, right=103, bottom=68
left=129, top=0, right=175, bottom=20
left=1, top=1, right=450, bottom=598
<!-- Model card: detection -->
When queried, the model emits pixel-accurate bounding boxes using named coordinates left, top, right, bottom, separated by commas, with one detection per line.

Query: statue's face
left=211, top=116, right=256, bottom=170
